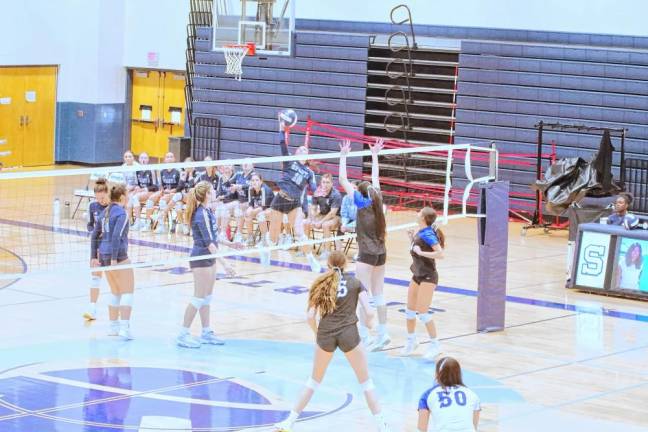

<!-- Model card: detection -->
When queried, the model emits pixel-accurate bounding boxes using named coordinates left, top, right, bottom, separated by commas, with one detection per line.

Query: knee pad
left=282, top=214, right=289, bottom=224
left=360, top=379, right=375, bottom=392
left=373, top=294, right=386, bottom=307
left=405, top=308, right=417, bottom=320
left=190, top=296, right=205, bottom=309
left=176, top=203, right=185, bottom=211
left=172, top=192, right=183, bottom=203
left=90, top=276, right=101, bottom=289
left=159, top=200, right=168, bottom=211
left=145, top=199, right=154, bottom=210
left=109, top=294, right=121, bottom=307
left=256, top=212, right=266, bottom=223
left=305, top=377, right=320, bottom=390
left=418, top=312, right=433, bottom=324
left=203, top=295, right=213, bottom=306
left=120, top=293, right=133, bottom=307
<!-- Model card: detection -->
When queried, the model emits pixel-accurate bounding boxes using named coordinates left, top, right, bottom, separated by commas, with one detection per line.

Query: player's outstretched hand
left=369, top=137, right=384, bottom=155
left=339, top=139, right=352, bottom=156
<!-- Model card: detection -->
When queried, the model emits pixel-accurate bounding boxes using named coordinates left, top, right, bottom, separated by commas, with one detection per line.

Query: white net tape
left=223, top=45, right=249, bottom=81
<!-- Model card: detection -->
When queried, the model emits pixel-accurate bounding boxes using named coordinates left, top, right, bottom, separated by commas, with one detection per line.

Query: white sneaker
left=108, top=323, right=120, bottom=336
left=307, top=253, right=322, bottom=273
left=260, top=249, right=271, bottom=266
left=154, top=222, right=166, bottom=234
left=119, top=327, right=133, bottom=341
left=400, top=338, right=419, bottom=356
left=139, top=221, right=151, bottom=232
left=200, top=330, right=225, bottom=345
left=83, top=307, right=97, bottom=321
left=274, top=420, right=293, bottom=431
left=423, top=341, right=440, bottom=361
left=377, top=420, right=391, bottom=432
left=176, top=333, right=201, bottom=349
left=369, top=333, right=391, bottom=352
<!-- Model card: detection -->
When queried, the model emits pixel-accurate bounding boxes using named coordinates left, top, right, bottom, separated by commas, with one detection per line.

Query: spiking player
left=90, top=184, right=135, bottom=340
left=83, top=178, right=109, bottom=321
left=339, top=138, right=390, bottom=351
left=274, top=251, right=390, bottom=432
left=401, top=207, right=445, bottom=360
left=268, top=114, right=319, bottom=272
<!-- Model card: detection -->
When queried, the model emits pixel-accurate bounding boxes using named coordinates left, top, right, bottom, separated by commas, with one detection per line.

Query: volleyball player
left=108, top=150, right=139, bottom=192
left=302, top=173, right=342, bottom=261
left=234, top=162, right=256, bottom=242
left=402, top=207, right=445, bottom=360
left=417, top=357, right=481, bottom=432
left=178, top=156, right=201, bottom=235
left=339, top=138, right=390, bottom=350
left=90, top=184, right=135, bottom=340
left=273, top=251, right=390, bottom=432
left=244, top=173, right=274, bottom=246
left=269, top=117, right=319, bottom=272
left=153, top=152, right=182, bottom=234
left=176, top=180, right=240, bottom=348
left=214, top=164, right=241, bottom=240
left=130, top=152, right=158, bottom=231
left=83, top=179, right=109, bottom=321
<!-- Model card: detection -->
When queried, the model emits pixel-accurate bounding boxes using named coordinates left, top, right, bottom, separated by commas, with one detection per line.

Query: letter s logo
left=580, top=244, right=606, bottom=276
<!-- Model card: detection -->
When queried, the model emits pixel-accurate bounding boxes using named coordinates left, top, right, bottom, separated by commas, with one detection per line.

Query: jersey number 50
left=437, top=390, right=466, bottom=408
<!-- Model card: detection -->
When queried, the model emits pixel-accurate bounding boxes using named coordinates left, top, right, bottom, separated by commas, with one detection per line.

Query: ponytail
left=186, top=180, right=213, bottom=225
left=308, top=251, right=347, bottom=317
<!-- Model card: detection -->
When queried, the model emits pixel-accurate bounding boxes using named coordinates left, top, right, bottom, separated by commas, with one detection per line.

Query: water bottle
left=53, top=198, right=61, bottom=227
left=63, top=201, right=71, bottom=219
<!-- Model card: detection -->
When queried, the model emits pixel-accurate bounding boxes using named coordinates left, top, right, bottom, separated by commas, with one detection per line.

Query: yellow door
left=0, top=66, right=56, bottom=168
left=130, top=70, right=185, bottom=160
left=23, top=66, right=57, bottom=166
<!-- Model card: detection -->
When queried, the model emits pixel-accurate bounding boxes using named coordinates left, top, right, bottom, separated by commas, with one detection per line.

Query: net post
left=488, top=141, right=498, bottom=182
left=476, top=180, right=509, bottom=332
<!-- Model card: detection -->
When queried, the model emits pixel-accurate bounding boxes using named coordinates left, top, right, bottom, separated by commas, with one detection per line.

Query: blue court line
left=2, top=217, right=648, bottom=324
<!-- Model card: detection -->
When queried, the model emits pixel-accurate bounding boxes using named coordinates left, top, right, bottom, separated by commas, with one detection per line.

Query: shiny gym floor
left=1, top=199, right=648, bottom=431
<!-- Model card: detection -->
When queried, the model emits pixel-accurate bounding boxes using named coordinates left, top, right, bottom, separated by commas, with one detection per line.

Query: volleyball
left=278, top=109, right=298, bottom=127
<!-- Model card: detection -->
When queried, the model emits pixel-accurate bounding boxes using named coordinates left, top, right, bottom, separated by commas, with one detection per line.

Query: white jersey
left=418, top=385, right=480, bottom=432
left=618, top=259, right=642, bottom=290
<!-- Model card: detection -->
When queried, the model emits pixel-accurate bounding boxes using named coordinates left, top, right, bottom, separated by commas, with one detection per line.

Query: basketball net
left=223, top=43, right=254, bottom=81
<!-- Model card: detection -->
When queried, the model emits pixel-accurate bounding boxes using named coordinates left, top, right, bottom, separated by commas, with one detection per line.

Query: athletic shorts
left=190, top=258, right=216, bottom=269
left=317, top=324, right=360, bottom=353
left=270, top=192, right=301, bottom=214
left=98, top=254, right=128, bottom=267
left=357, top=252, right=386, bottom=266
left=412, top=272, right=439, bottom=285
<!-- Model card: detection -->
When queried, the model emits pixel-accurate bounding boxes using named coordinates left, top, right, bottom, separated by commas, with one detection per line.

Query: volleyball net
left=0, top=139, right=497, bottom=281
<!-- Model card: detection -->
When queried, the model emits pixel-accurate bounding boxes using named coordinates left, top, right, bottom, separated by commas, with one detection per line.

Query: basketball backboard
left=213, top=0, right=295, bottom=56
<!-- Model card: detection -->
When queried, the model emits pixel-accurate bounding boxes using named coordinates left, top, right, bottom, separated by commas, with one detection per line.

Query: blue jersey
left=248, top=183, right=274, bottom=209
left=608, top=212, right=639, bottom=229
left=180, top=170, right=201, bottom=193
left=410, top=226, right=440, bottom=278
left=276, top=132, right=317, bottom=200
left=91, top=204, right=129, bottom=260
left=160, top=169, right=181, bottom=191
left=87, top=201, right=108, bottom=232
left=237, top=170, right=256, bottom=202
left=216, top=172, right=242, bottom=203
left=191, top=205, right=219, bottom=257
left=136, top=169, right=158, bottom=191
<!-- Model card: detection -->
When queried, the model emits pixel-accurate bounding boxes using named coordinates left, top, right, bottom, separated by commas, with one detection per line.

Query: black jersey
left=410, top=226, right=440, bottom=278
left=180, top=170, right=200, bottom=193
left=237, top=170, right=256, bottom=203
left=160, top=169, right=181, bottom=191
left=216, top=173, right=241, bottom=203
left=248, top=183, right=274, bottom=209
left=315, top=188, right=343, bottom=215
left=136, top=170, right=157, bottom=191
left=276, top=132, right=317, bottom=200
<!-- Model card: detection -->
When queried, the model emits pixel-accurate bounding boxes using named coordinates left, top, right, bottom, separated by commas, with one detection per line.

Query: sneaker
left=200, top=330, right=225, bottom=345
left=377, top=420, right=391, bottom=432
left=83, top=310, right=97, bottom=321
left=154, top=222, right=166, bottom=234
left=307, top=253, right=322, bottom=273
left=176, top=333, right=201, bottom=349
left=119, top=327, right=133, bottom=341
left=400, top=338, right=419, bottom=356
left=139, top=221, right=151, bottom=232
left=369, top=333, right=391, bottom=352
left=108, top=323, right=120, bottom=336
left=181, top=224, right=191, bottom=235
left=274, top=420, right=293, bottom=432
left=320, top=250, right=330, bottom=262
left=423, top=341, right=440, bottom=361
left=260, top=249, right=271, bottom=266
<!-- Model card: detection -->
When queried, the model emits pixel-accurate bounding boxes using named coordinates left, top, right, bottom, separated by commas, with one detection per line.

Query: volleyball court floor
left=0, top=196, right=647, bottom=431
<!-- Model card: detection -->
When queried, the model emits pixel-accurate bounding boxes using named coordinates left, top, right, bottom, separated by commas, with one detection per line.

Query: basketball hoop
left=223, top=43, right=255, bottom=81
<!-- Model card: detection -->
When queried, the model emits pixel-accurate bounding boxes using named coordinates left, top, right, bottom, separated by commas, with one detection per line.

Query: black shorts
left=357, top=252, right=386, bottom=266
left=98, top=254, right=128, bottom=267
left=317, top=325, right=361, bottom=353
left=270, top=192, right=301, bottom=214
left=412, top=272, right=439, bottom=285
left=190, top=258, right=216, bottom=269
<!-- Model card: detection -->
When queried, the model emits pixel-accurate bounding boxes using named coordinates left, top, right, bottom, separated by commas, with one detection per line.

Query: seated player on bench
left=303, top=173, right=343, bottom=261
left=244, top=173, right=275, bottom=246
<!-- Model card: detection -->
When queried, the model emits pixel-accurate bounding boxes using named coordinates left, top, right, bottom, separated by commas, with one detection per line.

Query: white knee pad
left=172, top=192, right=183, bottom=203
left=256, top=212, right=266, bottom=223
left=190, top=296, right=205, bottom=309
left=305, top=377, right=320, bottom=390
left=90, top=276, right=101, bottom=289
left=159, top=200, right=168, bottom=211
left=176, top=203, right=185, bottom=211
left=360, top=379, right=375, bottom=392
left=405, top=308, right=417, bottom=320
left=418, top=312, right=433, bottom=324
left=109, top=294, right=121, bottom=307
left=203, top=295, right=213, bottom=306
left=373, top=294, right=386, bottom=307
left=145, top=199, right=154, bottom=210
left=120, top=293, right=134, bottom=307
left=282, top=214, right=289, bottom=224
